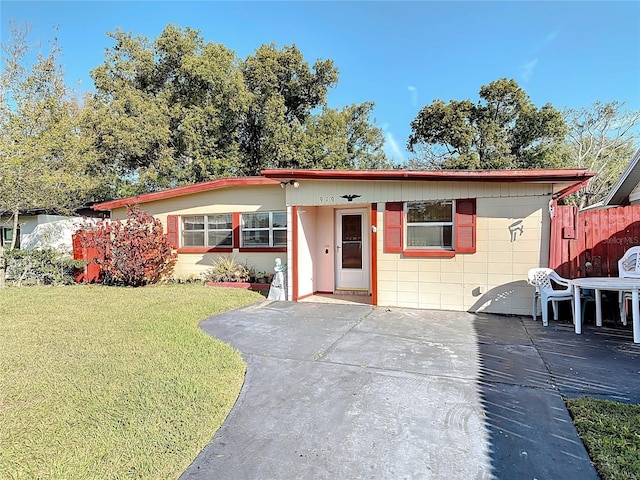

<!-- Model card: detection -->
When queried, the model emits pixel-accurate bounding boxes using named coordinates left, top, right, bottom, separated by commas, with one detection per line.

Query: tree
left=88, top=26, right=390, bottom=194
left=239, top=44, right=390, bottom=173
left=562, top=101, right=640, bottom=208
left=88, top=24, right=248, bottom=195
left=238, top=43, right=338, bottom=173
left=406, top=78, right=567, bottom=170
left=0, top=22, right=101, bottom=286
left=298, top=102, right=391, bottom=170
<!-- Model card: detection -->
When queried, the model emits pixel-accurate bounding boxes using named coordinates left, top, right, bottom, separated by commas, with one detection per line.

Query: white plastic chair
left=528, top=268, right=554, bottom=321
left=618, top=246, right=640, bottom=325
left=527, top=268, right=575, bottom=326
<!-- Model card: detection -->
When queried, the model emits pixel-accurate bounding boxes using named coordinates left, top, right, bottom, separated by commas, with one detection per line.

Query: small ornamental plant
left=79, top=206, right=177, bottom=286
left=204, top=256, right=251, bottom=283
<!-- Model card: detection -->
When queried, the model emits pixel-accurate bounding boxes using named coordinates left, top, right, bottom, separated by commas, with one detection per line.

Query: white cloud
left=521, top=59, right=539, bottom=82
left=520, top=31, right=557, bottom=83
left=536, top=31, right=559, bottom=52
left=408, top=86, right=418, bottom=107
left=385, top=131, right=405, bottom=162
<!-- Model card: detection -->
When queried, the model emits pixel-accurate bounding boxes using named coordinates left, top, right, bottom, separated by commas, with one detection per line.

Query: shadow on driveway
left=474, top=314, right=640, bottom=479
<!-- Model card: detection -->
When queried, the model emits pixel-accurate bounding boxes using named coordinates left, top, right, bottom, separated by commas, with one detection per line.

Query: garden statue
left=267, top=258, right=287, bottom=301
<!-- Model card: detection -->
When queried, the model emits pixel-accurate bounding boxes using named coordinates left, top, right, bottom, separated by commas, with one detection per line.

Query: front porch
left=298, top=292, right=372, bottom=305
left=291, top=203, right=374, bottom=302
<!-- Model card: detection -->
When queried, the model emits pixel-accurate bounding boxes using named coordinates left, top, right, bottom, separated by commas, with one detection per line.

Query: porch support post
left=371, top=203, right=378, bottom=306
left=290, top=205, right=298, bottom=301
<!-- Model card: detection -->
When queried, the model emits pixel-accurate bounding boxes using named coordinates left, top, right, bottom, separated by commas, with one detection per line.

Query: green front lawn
left=566, top=397, right=640, bottom=480
left=0, top=284, right=262, bottom=479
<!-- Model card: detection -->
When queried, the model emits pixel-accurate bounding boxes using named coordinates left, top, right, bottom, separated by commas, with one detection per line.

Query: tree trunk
left=0, top=244, right=5, bottom=288
left=0, top=209, right=21, bottom=288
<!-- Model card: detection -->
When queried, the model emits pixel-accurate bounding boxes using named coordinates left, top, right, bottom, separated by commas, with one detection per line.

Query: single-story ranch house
left=92, top=168, right=595, bottom=316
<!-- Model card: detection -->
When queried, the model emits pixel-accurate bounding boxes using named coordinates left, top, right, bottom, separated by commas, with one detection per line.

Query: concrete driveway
left=181, top=301, right=640, bottom=479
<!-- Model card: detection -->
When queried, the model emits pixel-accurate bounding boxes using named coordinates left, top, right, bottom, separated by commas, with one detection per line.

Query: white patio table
left=571, top=277, right=640, bottom=343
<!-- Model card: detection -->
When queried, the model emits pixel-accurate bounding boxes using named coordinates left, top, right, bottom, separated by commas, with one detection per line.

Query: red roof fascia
left=93, top=177, right=280, bottom=211
left=553, top=180, right=591, bottom=200
left=260, top=168, right=596, bottom=183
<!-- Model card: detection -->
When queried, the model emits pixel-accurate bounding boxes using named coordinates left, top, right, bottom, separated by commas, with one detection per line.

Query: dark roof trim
left=553, top=180, right=590, bottom=200
left=93, top=169, right=598, bottom=212
left=261, top=168, right=596, bottom=183
left=1, top=205, right=103, bottom=217
left=93, top=177, right=280, bottom=211
left=603, top=148, right=640, bottom=206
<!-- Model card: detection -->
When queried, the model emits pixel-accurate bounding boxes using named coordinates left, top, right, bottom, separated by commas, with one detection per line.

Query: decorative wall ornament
left=508, top=220, right=524, bottom=242
left=340, top=194, right=361, bottom=202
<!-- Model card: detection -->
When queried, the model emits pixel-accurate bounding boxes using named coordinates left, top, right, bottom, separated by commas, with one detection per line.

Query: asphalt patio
left=181, top=300, right=640, bottom=479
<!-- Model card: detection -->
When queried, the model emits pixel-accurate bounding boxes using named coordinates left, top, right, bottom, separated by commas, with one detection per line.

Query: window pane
left=3, top=228, right=20, bottom=248
left=342, top=215, right=362, bottom=242
left=408, top=202, right=452, bottom=223
left=272, top=212, right=287, bottom=228
left=342, top=242, right=362, bottom=269
left=208, top=232, right=232, bottom=247
left=183, top=231, right=205, bottom=246
left=407, top=225, right=453, bottom=248
left=243, top=213, right=269, bottom=229
left=242, top=230, right=269, bottom=246
left=184, top=216, right=205, bottom=230
left=273, top=230, right=287, bottom=246
left=208, top=214, right=232, bottom=229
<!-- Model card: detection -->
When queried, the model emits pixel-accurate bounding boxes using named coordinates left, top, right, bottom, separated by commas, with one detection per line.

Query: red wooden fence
left=72, top=230, right=102, bottom=283
left=550, top=205, right=640, bottom=279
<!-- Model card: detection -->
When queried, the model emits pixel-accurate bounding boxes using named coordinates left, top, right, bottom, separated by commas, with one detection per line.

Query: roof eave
left=603, top=148, right=640, bottom=206
left=92, top=177, right=280, bottom=211
left=261, top=168, right=596, bottom=183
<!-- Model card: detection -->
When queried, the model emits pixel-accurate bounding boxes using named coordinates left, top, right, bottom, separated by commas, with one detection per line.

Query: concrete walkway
left=181, top=301, right=640, bottom=479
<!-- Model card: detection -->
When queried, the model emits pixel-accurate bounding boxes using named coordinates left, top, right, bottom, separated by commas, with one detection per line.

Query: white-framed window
left=241, top=211, right=287, bottom=247
left=182, top=214, right=232, bottom=247
left=405, top=201, right=454, bottom=249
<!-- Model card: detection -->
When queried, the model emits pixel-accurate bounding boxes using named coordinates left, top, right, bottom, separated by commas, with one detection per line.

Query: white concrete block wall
left=376, top=194, right=549, bottom=315
left=171, top=252, right=282, bottom=280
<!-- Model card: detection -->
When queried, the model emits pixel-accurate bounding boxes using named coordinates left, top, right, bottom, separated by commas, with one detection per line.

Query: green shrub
left=204, top=256, right=251, bottom=282
left=5, top=248, right=83, bottom=286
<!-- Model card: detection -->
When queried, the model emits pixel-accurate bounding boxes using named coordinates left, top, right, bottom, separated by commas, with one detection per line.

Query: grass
left=566, top=397, right=640, bottom=480
left=0, top=284, right=263, bottom=479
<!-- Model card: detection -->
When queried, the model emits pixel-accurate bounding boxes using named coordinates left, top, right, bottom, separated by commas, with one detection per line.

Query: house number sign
left=319, top=196, right=335, bottom=203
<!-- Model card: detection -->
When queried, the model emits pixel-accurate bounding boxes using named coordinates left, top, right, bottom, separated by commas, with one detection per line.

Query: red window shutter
left=167, top=215, right=179, bottom=249
left=233, top=212, right=240, bottom=248
left=385, top=202, right=404, bottom=253
left=455, top=199, right=476, bottom=253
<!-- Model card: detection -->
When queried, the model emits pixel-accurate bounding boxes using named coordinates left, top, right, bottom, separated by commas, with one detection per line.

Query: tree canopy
left=88, top=25, right=390, bottom=195
left=0, top=22, right=101, bottom=242
left=562, top=101, right=640, bottom=208
left=0, top=22, right=103, bottom=286
left=406, top=78, right=567, bottom=170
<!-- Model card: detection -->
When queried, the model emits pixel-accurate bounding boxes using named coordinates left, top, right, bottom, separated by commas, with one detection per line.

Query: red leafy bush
left=80, top=206, right=177, bottom=286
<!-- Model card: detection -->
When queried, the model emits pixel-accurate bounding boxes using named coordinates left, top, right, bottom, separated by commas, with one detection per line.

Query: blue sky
left=2, top=1, right=639, bottom=163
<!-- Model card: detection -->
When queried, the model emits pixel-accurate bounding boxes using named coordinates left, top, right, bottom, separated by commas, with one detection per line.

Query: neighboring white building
left=0, top=209, right=103, bottom=252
